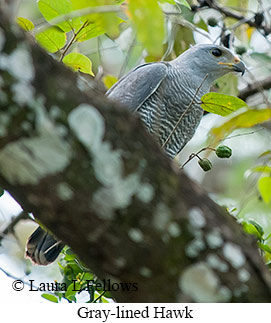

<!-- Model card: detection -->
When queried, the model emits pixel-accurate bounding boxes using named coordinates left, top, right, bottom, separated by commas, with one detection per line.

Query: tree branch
left=239, top=76, right=271, bottom=101
left=199, top=0, right=271, bottom=36
left=0, top=211, right=29, bottom=243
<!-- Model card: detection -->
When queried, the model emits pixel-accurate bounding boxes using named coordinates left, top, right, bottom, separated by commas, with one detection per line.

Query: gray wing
left=106, top=62, right=168, bottom=112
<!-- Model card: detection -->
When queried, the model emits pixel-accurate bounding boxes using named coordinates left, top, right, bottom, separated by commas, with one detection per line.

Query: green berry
left=216, top=145, right=232, bottom=158
left=207, top=17, right=218, bottom=27
left=198, top=158, right=212, bottom=172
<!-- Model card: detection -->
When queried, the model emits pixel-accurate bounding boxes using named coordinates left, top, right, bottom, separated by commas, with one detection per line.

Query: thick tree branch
left=0, top=9, right=271, bottom=302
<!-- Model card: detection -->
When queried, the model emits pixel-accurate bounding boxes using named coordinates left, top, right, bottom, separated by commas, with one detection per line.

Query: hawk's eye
left=211, top=48, right=223, bottom=57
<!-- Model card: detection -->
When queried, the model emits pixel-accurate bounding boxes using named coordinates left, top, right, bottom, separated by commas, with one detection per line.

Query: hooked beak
left=232, top=60, right=246, bottom=76
left=218, top=58, right=246, bottom=76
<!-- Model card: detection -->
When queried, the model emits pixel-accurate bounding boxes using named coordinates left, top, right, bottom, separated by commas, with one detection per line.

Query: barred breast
left=137, top=65, right=208, bottom=159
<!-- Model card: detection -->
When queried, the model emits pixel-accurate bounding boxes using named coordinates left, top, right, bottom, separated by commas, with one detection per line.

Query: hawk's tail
left=25, top=226, right=65, bottom=265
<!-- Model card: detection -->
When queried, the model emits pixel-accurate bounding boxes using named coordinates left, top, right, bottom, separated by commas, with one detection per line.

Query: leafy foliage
left=41, top=248, right=112, bottom=303
left=33, top=0, right=126, bottom=74
left=18, top=0, right=196, bottom=78
left=242, top=220, right=271, bottom=264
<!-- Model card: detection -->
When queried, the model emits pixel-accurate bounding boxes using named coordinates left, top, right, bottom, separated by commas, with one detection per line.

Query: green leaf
left=248, top=220, right=264, bottom=236
left=38, top=0, right=78, bottom=32
left=250, top=166, right=271, bottom=174
left=129, top=0, right=164, bottom=56
left=38, top=0, right=111, bottom=38
left=82, top=272, right=94, bottom=281
left=36, top=26, right=66, bottom=53
left=70, top=0, right=122, bottom=38
left=75, top=22, right=105, bottom=42
left=64, top=252, right=76, bottom=261
left=41, top=293, right=59, bottom=303
left=201, top=93, right=247, bottom=116
left=258, top=177, right=271, bottom=204
left=62, top=53, right=94, bottom=75
left=196, top=19, right=209, bottom=32
left=258, top=242, right=271, bottom=254
left=102, top=75, right=118, bottom=89
left=100, top=297, right=110, bottom=303
left=65, top=281, right=80, bottom=299
left=258, top=150, right=271, bottom=158
left=242, top=221, right=263, bottom=240
left=17, top=17, right=35, bottom=31
left=209, top=108, right=271, bottom=146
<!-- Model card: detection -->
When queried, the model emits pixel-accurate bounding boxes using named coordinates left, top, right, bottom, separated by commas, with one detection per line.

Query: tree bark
left=0, top=9, right=271, bottom=302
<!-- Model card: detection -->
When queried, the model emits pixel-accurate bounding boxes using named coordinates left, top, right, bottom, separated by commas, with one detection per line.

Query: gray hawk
left=107, top=44, right=245, bottom=158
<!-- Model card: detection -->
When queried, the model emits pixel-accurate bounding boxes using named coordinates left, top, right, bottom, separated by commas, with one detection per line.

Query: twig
left=118, top=32, right=137, bottom=79
left=164, top=12, right=213, bottom=42
left=205, top=0, right=271, bottom=35
left=162, top=74, right=209, bottom=149
left=180, top=129, right=264, bottom=169
left=239, top=76, right=271, bottom=101
left=244, top=70, right=270, bottom=106
left=59, top=20, right=89, bottom=62
left=93, top=290, right=106, bottom=303
left=221, top=128, right=265, bottom=141
left=0, top=211, right=29, bottom=243
left=180, top=147, right=216, bottom=169
left=0, top=266, right=22, bottom=280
